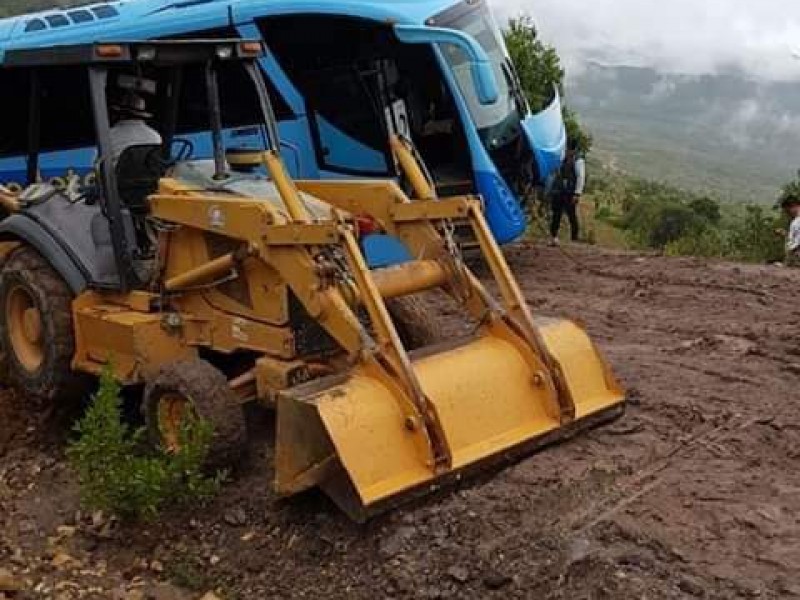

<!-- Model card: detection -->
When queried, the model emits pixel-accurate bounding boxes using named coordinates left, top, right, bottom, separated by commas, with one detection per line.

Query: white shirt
left=109, top=119, right=162, bottom=166
left=788, top=216, right=800, bottom=252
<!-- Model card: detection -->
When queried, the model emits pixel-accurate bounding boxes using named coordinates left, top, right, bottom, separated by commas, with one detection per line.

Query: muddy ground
left=1, top=243, right=799, bottom=599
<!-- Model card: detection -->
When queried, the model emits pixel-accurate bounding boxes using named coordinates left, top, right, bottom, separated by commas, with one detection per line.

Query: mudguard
left=0, top=214, right=89, bottom=294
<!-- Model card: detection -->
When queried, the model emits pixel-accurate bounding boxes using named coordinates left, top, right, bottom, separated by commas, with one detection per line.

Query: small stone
left=199, top=593, right=222, bottom=600
left=150, top=560, right=164, bottom=573
left=51, top=551, right=77, bottom=568
left=56, top=525, right=77, bottom=538
left=483, top=571, right=511, bottom=590
left=567, top=536, right=591, bottom=563
left=91, top=511, right=106, bottom=527
left=209, top=555, right=221, bottom=566
left=0, top=568, right=23, bottom=593
left=678, top=576, right=705, bottom=597
left=223, top=507, right=247, bottom=527
left=379, top=526, right=415, bottom=557
left=17, top=520, right=36, bottom=534
left=447, top=566, right=469, bottom=583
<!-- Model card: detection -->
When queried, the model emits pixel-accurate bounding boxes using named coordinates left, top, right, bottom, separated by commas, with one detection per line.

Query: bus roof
left=0, top=0, right=463, bottom=56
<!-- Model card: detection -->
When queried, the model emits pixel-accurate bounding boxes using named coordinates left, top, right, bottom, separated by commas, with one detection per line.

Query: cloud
left=494, top=0, right=800, bottom=80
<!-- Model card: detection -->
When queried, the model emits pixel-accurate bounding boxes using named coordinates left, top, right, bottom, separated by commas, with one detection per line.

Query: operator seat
left=114, top=144, right=166, bottom=262
left=115, top=144, right=166, bottom=216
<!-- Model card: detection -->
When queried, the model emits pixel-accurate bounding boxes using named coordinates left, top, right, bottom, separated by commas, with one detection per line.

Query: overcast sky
left=494, top=0, right=800, bottom=80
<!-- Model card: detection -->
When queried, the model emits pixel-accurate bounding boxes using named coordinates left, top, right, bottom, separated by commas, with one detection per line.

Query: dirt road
left=1, top=243, right=799, bottom=599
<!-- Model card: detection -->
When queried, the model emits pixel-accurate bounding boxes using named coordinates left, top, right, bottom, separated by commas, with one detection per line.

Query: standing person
left=782, top=196, right=800, bottom=267
left=548, top=141, right=586, bottom=245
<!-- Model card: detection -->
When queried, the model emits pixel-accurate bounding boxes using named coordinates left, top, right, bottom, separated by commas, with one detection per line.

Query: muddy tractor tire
left=387, top=293, right=444, bottom=350
left=0, top=245, right=86, bottom=402
left=143, top=359, right=247, bottom=471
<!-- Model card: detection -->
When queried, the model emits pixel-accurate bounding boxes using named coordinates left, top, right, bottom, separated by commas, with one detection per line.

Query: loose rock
left=0, top=569, right=22, bottom=593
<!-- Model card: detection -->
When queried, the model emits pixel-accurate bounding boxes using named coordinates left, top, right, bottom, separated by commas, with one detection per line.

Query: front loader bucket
left=276, top=319, right=625, bottom=521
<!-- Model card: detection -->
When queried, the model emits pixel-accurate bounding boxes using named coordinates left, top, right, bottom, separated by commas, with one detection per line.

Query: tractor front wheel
left=143, top=359, right=247, bottom=471
left=0, top=246, right=86, bottom=402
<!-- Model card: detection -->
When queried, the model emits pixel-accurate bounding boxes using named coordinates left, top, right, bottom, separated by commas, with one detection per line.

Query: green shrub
left=67, top=366, right=224, bottom=521
left=689, top=196, right=722, bottom=224
left=621, top=199, right=708, bottom=250
left=594, top=205, right=613, bottom=221
left=665, top=227, right=724, bottom=258
left=725, top=205, right=786, bottom=263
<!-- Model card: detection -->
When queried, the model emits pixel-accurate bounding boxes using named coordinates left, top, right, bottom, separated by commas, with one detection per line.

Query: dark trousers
left=550, top=194, right=580, bottom=241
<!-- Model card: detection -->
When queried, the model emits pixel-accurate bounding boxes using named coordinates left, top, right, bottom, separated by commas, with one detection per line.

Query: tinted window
left=92, top=5, right=119, bottom=19
left=68, top=10, right=94, bottom=24
left=24, top=19, right=47, bottom=32
left=164, top=26, right=294, bottom=120
left=45, top=15, right=70, bottom=27
left=175, top=63, right=270, bottom=134
left=0, top=70, right=32, bottom=158
left=258, top=16, right=395, bottom=154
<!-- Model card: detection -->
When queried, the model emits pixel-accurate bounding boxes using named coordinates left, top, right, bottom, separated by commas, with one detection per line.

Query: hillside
left=567, top=62, right=800, bottom=203
left=2, top=244, right=798, bottom=598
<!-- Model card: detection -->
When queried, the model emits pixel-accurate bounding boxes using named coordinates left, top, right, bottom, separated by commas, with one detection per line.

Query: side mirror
left=394, top=25, right=500, bottom=105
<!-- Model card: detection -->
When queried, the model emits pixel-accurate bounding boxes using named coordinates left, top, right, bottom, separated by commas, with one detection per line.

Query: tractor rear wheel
left=387, top=293, right=443, bottom=350
left=143, top=359, right=247, bottom=471
left=0, top=246, right=86, bottom=402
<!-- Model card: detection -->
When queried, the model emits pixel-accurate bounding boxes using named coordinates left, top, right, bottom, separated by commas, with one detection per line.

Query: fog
left=494, top=0, right=800, bottom=80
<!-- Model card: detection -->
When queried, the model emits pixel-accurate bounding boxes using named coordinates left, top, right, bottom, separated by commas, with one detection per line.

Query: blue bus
left=0, top=0, right=566, bottom=244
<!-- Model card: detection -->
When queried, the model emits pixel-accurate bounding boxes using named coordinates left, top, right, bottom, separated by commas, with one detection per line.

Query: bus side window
left=91, top=5, right=119, bottom=19
left=45, top=15, right=70, bottom=28
left=24, top=19, right=47, bottom=33
left=68, top=10, right=95, bottom=24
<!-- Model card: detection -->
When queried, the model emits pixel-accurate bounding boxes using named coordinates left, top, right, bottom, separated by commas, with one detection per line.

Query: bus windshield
left=436, top=2, right=523, bottom=150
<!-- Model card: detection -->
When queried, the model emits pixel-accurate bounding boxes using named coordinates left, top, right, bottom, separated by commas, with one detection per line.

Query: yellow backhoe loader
left=0, top=40, right=625, bottom=520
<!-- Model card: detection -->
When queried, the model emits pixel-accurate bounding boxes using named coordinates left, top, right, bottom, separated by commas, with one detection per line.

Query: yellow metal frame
left=65, top=144, right=624, bottom=521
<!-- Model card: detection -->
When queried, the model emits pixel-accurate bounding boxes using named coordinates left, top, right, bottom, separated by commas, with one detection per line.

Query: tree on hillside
left=779, top=170, right=800, bottom=206
left=504, top=15, right=593, bottom=154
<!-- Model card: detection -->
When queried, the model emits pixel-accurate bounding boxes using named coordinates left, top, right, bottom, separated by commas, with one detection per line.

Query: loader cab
left=0, top=40, right=278, bottom=292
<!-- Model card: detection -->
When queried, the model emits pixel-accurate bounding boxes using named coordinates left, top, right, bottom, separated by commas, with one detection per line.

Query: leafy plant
left=67, top=366, right=224, bottom=521
left=779, top=170, right=800, bottom=207
left=688, top=196, right=722, bottom=225
left=665, top=227, right=724, bottom=258
left=725, top=205, right=785, bottom=263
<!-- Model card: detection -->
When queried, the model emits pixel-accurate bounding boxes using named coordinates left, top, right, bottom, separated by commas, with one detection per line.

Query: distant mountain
left=566, top=63, right=800, bottom=203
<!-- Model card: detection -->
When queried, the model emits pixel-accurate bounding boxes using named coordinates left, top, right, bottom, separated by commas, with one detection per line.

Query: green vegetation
left=67, top=366, right=224, bottom=521
left=779, top=170, right=800, bottom=206
left=504, top=16, right=593, bottom=154
left=585, top=164, right=787, bottom=263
